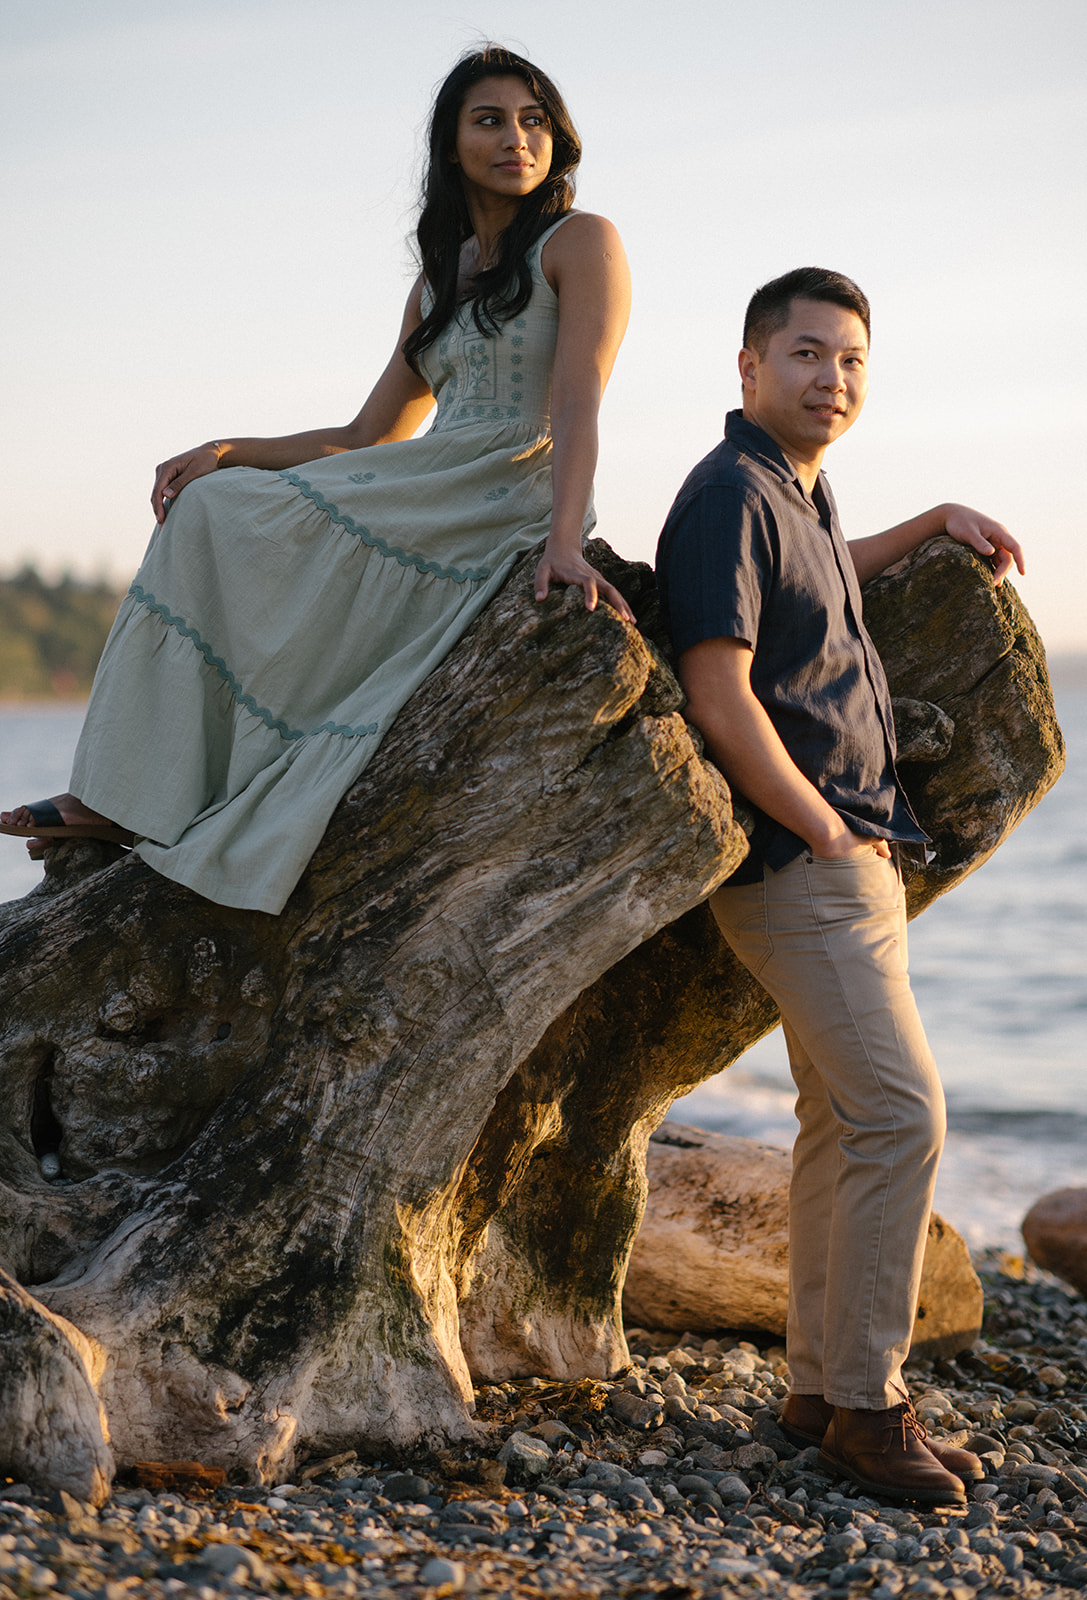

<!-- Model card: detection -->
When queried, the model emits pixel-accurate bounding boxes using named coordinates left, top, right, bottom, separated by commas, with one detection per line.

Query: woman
left=2, top=47, right=632, bottom=914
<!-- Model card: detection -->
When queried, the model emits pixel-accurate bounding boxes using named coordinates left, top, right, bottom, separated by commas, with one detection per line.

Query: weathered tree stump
left=0, top=536, right=1064, bottom=1500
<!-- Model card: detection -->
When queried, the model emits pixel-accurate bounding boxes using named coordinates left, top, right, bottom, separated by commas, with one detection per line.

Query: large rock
left=624, top=1121, right=983, bottom=1360
left=1022, top=1188, right=1087, bottom=1296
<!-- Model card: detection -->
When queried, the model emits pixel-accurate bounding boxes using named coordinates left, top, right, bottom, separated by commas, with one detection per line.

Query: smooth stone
left=496, top=1431, right=552, bottom=1479
left=419, top=1555, right=466, bottom=1589
left=610, top=1389, right=665, bottom=1430
left=827, top=1529, right=868, bottom=1562
left=1022, top=1187, right=1087, bottom=1296
left=195, top=1541, right=269, bottom=1580
left=383, top=1472, right=431, bottom=1502
left=529, top=1418, right=577, bottom=1445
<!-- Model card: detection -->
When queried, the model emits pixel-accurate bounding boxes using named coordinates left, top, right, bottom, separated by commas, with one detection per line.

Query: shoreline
left=0, top=697, right=89, bottom=709
left=1, top=650, right=1085, bottom=710
left=3, top=1257, right=1086, bottom=1598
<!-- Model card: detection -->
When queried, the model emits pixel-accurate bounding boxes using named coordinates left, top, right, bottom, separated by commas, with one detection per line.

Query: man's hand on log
left=940, top=504, right=1025, bottom=587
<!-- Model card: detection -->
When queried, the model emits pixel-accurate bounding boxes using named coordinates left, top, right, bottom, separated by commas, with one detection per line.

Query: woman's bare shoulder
left=541, top=212, right=627, bottom=287
left=547, top=210, right=624, bottom=251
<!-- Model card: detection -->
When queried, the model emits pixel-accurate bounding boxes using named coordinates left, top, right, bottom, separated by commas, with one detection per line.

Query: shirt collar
left=723, top=409, right=826, bottom=504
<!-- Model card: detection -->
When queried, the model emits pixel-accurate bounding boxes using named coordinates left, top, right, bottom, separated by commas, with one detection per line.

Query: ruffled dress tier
left=72, top=216, right=588, bottom=914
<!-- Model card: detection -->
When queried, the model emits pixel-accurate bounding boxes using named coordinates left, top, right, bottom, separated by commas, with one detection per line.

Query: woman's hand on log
left=534, top=547, right=635, bottom=623
left=151, top=443, right=223, bottom=523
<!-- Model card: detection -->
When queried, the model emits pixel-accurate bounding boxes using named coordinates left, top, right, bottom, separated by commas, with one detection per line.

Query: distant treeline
left=0, top=567, right=124, bottom=699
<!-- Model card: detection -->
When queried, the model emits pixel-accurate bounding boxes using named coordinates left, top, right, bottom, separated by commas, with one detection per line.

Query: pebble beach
left=4, top=1256, right=1087, bottom=1600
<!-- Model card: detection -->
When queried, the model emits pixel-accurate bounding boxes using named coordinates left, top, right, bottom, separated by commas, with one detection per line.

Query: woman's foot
left=0, top=795, right=133, bottom=846
left=2, top=794, right=106, bottom=830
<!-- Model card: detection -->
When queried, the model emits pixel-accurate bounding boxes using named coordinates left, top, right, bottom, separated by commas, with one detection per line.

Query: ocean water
left=1, top=668, right=1084, bottom=1251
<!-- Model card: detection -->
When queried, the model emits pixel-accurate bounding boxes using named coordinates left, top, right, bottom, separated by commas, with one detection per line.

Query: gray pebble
left=677, top=1472, right=713, bottom=1494
left=619, top=1526, right=664, bottom=1552
left=826, top=1528, right=867, bottom=1562
left=194, top=1540, right=269, bottom=1580
left=383, top=1472, right=431, bottom=1502
left=496, top=1430, right=554, bottom=1483
left=1001, top=1541, right=1025, bottom=1572
left=610, top=1389, right=666, bottom=1430
left=715, top=1473, right=753, bottom=1504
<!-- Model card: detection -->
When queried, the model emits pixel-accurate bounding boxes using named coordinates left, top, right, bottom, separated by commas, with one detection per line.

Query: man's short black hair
left=743, top=267, right=871, bottom=355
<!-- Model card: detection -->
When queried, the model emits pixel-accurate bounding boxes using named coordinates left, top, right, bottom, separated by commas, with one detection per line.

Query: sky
left=2, top=0, right=1085, bottom=650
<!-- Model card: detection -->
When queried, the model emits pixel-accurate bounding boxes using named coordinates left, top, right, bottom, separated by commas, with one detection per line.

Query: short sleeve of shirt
left=656, top=483, right=775, bottom=658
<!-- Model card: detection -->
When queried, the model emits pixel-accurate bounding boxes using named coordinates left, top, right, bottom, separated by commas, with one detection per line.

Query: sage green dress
left=72, top=216, right=589, bottom=914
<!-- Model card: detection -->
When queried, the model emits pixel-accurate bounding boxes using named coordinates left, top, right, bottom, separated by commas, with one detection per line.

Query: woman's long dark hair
left=403, top=46, right=580, bottom=369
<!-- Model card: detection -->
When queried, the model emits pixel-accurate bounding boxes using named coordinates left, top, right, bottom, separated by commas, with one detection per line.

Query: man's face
left=739, top=298, right=869, bottom=469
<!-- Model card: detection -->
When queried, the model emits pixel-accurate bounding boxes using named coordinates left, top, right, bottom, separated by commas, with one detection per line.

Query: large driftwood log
left=622, top=1121, right=984, bottom=1361
left=0, top=536, right=1063, bottom=1500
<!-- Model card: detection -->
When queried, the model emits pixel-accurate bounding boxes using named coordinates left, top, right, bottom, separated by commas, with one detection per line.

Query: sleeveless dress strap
left=528, top=211, right=579, bottom=272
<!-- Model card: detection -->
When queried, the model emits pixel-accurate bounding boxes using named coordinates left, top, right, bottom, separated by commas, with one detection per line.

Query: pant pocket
left=799, top=853, right=900, bottom=923
left=708, top=881, right=774, bottom=976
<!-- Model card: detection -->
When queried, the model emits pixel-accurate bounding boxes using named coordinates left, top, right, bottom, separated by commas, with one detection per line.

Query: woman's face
left=453, top=75, right=553, bottom=206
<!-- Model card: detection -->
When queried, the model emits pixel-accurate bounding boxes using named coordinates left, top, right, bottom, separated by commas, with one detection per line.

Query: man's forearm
left=847, top=508, right=947, bottom=586
left=679, top=641, right=854, bottom=856
left=691, top=694, right=849, bottom=853
left=848, top=502, right=1024, bottom=587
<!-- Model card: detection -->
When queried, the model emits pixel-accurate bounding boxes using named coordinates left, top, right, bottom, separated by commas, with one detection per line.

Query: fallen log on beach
left=0, top=535, right=1064, bottom=1501
left=624, top=1120, right=984, bottom=1359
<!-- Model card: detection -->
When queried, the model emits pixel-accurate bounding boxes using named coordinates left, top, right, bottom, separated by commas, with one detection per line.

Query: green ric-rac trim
left=129, top=585, right=380, bottom=742
left=279, top=470, right=492, bottom=583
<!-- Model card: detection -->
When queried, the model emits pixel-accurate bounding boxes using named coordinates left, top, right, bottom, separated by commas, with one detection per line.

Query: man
left=655, top=267, right=1024, bottom=1507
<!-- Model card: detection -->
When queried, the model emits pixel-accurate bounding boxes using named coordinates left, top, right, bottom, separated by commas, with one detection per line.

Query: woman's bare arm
left=532, top=213, right=634, bottom=620
left=151, top=279, right=435, bottom=522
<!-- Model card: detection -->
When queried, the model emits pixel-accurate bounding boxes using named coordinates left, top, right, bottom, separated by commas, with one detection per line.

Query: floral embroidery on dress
left=446, top=402, right=526, bottom=424
left=484, top=487, right=510, bottom=501
left=414, top=229, right=561, bottom=434
left=464, top=341, right=496, bottom=400
left=347, top=471, right=376, bottom=484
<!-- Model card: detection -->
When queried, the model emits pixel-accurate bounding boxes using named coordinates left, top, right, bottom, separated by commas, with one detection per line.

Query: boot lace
left=889, top=1387, right=929, bottom=1452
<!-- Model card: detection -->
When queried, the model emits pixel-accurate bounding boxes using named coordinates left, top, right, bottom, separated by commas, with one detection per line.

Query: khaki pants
left=709, top=849, right=945, bottom=1408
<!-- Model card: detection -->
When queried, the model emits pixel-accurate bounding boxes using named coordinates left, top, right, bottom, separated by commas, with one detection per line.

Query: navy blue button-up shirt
left=655, top=411, right=927, bottom=882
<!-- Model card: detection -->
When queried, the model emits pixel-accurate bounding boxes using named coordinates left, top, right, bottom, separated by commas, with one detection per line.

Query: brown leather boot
left=818, top=1401, right=968, bottom=1507
left=783, top=1391, right=984, bottom=1484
